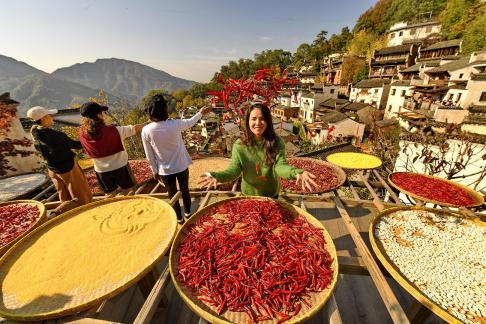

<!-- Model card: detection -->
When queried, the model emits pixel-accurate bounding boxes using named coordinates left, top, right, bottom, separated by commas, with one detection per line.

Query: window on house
left=457, top=93, right=462, bottom=102
left=330, top=89, right=335, bottom=94
left=390, top=33, right=395, bottom=39
left=410, top=28, right=416, bottom=35
left=449, top=93, right=454, bottom=100
left=391, top=89, right=396, bottom=95
left=480, top=92, right=486, bottom=101
left=401, top=90, right=406, bottom=97
left=388, top=105, right=392, bottom=111
left=399, top=31, right=403, bottom=36
left=459, top=73, right=464, bottom=79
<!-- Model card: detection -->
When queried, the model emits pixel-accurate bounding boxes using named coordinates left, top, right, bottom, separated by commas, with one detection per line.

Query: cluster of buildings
left=277, top=19, right=486, bottom=144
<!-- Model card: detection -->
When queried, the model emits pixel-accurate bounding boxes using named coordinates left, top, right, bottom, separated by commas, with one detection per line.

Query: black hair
left=143, top=94, right=169, bottom=121
left=242, top=103, right=279, bottom=165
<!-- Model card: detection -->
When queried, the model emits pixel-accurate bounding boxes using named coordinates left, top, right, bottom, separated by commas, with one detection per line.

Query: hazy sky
left=1, top=0, right=376, bottom=82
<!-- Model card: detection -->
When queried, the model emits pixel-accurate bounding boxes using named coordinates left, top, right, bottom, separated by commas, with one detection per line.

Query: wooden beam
left=32, top=184, right=54, bottom=201
left=406, top=299, right=432, bottom=324
left=332, top=192, right=410, bottom=324
left=346, top=179, right=361, bottom=200
left=358, top=173, right=385, bottom=211
left=323, top=295, right=343, bottom=324
left=133, top=265, right=171, bottom=324
left=372, top=170, right=401, bottom=204
left=338, top=256, right=369, bottom=276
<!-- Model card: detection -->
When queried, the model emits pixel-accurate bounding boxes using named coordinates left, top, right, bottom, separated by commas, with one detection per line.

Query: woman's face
left=249, top=108, right=267, bottom=139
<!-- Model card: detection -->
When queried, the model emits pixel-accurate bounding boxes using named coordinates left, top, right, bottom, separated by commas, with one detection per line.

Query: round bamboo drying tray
left=281, top=157, right=346, bottom=194
left=369, top=206, right=485, bottom=324
left=0, top=200, right=46, bottom=256
left=388, top=172, right=484, bottom=208
left=189, top=157, right=234, bottom=191
left=0, top=173, right=49, bottom=202
left=326, top=152, right=382, bottom=170
left=0, top=195, right=177, bottom=321
left=169, top=196, right=339, bottom=324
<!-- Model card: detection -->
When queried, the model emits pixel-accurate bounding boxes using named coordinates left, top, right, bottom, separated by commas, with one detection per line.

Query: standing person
left=78, top=102, right=146, bottom=196
left=199, top=103, right=317, bottom=197
left=141, top=94, right=212, bottom=224
left=27, top=106, right=92, bottom=216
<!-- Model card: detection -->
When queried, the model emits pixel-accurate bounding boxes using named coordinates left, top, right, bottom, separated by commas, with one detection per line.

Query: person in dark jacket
left=27, top=106, right=92, bottom=215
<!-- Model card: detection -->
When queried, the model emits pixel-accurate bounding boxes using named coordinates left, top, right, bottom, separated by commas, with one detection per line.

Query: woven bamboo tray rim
left=0, top=195, right=177, bottom=321
left=369, top=206, right=485, bottom=324
left=282, top=157, right=347, bottom=194
left=388, top=172, right=485, bottom=208
left=0, top=200, right=46, bottom=256
left=169, top=196, right=339, bottom=324
left=326, top=152, right=382, bottom=170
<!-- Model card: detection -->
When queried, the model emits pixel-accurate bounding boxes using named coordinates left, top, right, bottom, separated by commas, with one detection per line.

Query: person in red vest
left=78, top=102, right=146, bottom=196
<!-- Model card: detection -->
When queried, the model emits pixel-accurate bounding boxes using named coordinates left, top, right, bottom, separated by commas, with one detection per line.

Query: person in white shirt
left=141, top=94, right=212, bottom=223
left=78, top=102, right=146, bottom=196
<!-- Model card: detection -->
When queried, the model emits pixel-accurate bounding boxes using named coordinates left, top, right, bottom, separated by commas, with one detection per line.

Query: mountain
left=0, top=55, right=120, bottom=116
left=52, top=58, right=197, bottom=102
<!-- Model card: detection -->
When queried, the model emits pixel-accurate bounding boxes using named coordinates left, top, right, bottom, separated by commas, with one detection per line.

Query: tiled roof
left=400, top=63, right=420, bottom=73
left=422, top=39, right=462, bottom=51
left=319, top=98, right=349, bottom=108
left=471, top=73, right=486, bottom=81
left=341, top=102, right=372, bottom=111
left=391, top=80, right=412, bottom=86
left=353, top=79, right=391, bottom=88
left=314, top=108, right=348, bottom=124
left=375, top=44, right=412, bottom=56
left=426, top=56, right=470, bottom=74
left=389, top=20, right=439, bottom=32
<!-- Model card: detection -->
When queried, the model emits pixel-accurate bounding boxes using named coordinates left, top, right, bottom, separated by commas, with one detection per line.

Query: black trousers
left=159, top=168, right=191, bottom=219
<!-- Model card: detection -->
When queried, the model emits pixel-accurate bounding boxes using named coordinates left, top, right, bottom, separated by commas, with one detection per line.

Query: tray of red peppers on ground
left=0, top=200, right=46, bottom=255
left=280, top=157, right=346, bottom=194
left=388, top=172, right=484, bottom=208
left=169, top=197, right=338, bottom=324
left=85, top=160, right=161, bottom=194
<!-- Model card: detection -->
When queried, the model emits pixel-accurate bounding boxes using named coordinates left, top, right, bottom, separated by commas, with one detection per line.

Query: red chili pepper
left=176, top=199, right=334, bottom=322
left=390, top=172, right=474, bottom=206
left=0, top=203, right=39, bottom=246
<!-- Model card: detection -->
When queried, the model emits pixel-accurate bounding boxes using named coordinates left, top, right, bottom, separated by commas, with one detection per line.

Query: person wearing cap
left=141, top=94, right=212, bottom=224
left=78, top=102, right=146, bottom=196
left=27, top=106, right=92, bottom=215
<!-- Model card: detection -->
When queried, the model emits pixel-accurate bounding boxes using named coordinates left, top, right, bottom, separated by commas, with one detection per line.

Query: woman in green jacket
left=199, top=103, right=317, bottom=197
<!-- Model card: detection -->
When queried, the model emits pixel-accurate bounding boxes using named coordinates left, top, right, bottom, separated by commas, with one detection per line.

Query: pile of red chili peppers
left=390, top=172, right=475, bottom=206
left=208, top=69, right=298, bottom=125
left=0, top=203, right=39, bottom=247
left=281, top=158, right=342, bottom=193
left=177, top=199, right=334, bottom=323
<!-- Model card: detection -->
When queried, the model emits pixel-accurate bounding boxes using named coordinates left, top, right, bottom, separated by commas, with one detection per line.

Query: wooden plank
left=346, top=180, right=361, bottom=200
left=138, top=269, right=159, bottom=299
left=338, top=256, right=369, bottom=276
left=168, top=191, right=182, bottom=207
left=133, top=265, right=171, bottom=324
left=406, top=299, right=432, bottom=324
left=358, top=173, right=385, bottom=211
left=322, top=295, right=343, bottom=324
left=135, top=183, right=148, bottom=194
left=372, top=170, right=401, bottom=204
left=150, top=182, right=161, bottom=194
left=32, top=184, right=55, bottom=201
left=332, top=192, right=410, bottom=324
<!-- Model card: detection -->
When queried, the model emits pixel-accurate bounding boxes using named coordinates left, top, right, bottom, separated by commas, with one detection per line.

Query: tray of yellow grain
left=370, top=206, right=486, bottom=324
left=170, top=196, right=338, bottom=323
left=0, top=200, right=46, bottom=256
left=326, top=152, right=382, bottom=170
left=0, top=196, right=177, bottom=321
left=189, top=157, right=235, bottom=191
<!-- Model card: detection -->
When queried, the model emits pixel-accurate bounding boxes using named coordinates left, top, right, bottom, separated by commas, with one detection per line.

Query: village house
left=349, top=79, right=391, bottom=109
left=320, top=53, right=367, bottom=96
left=387, top=21, right=441, bottom=47
left=385, top=80, right=414, bottom=118
left=299, top=93, right=335, bottom=123
left=418, top=39, right=462, bottom=62
left=278, top=91, right=301, bottom=108
left=308, top=109, right=365, bottom=145
left=270, top=104, right=299, bottom=121
left=369, top=44, right=419, bottom=79
left=318, top=98, right=349, bottom=111
left=299, top=71, right=318, bottom=85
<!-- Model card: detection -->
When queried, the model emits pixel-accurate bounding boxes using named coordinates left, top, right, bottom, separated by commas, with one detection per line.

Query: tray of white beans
left=369, top=207, right=485, bottom=324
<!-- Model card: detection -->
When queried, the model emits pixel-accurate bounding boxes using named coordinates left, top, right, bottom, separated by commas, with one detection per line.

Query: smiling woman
left=199, top=103, right=318, bottom=197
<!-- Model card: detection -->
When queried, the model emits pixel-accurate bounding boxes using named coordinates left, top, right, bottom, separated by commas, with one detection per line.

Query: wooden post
left=358, top=173, right=385, bottom=211
left=332, top=192, right=410, bottom=324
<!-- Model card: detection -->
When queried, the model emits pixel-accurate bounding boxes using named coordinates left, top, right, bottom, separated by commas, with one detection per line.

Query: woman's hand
left=295, top=171, right=318, bottom=192
left=199, top=106, right=212, bottom=116
left=198, top=173, right=218, bottom=190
